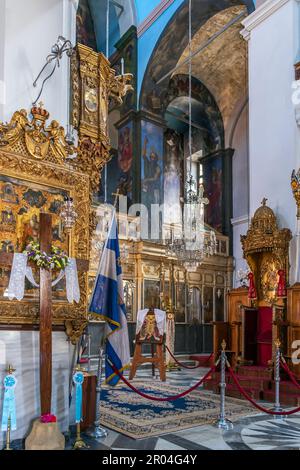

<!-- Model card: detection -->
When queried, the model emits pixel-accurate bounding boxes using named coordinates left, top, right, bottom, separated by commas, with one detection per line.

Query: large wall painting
left=163, top=130, right=183, bottom=226
left=141, top=120, right=164, bottom=237
left=76, top=0, right=97, bottom=51
left=203, top=154, right=222, bottom=233
left=0, top=175, right=68, bottom=299
left=104, top=121, right=133, bottom=208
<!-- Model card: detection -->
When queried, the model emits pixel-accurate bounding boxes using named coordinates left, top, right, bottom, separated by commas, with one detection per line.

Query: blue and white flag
left=89, top=210, right=130, bottom=385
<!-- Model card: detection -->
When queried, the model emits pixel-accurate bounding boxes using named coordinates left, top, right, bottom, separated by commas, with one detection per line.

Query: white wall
left=1, top=0, right=76, bottom=126
left=231, top=103, right=249, bottom=220
left=0, top=0, right=5, bottom=117
left=242, top=0, right=300, bottom=282
left=230, top=102, right=250, bottom=286
left=0, top=331, right=73, bottom=445
left=0, top=0, right=77, bottom=441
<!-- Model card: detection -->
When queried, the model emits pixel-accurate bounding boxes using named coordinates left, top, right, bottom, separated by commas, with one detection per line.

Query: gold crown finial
left=274, top=338, right=281, bottom=349
left=6, top=364, right=15, bottom=374
left=221, top=339, right=226, bottom=351
left=31, top=102, right=49, bottom=121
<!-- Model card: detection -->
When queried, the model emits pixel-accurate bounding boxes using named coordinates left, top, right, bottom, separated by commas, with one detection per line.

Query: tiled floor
left=66, top=367, right=300, bottom=451
left=10, top=366, right=300, bottom=450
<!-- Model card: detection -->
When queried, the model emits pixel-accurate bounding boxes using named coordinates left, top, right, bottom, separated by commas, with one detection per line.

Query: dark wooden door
left=244, top=308, right=258, bottom=364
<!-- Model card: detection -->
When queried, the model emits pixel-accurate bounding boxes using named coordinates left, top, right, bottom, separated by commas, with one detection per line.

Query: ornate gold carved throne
left=222, top=199, right=292, bottom=367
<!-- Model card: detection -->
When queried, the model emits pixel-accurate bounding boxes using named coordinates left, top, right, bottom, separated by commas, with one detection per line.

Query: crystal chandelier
left=166, top=179, right=217, bottom=270
left=165, top=0, right=217, bottom=270
left=60, top=196, right=77, bottom=232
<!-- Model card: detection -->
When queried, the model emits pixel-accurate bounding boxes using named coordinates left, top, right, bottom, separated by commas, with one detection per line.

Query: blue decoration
left=73, top=371, right=84, bottom=424
left=1, top=374, right=17, bottom=432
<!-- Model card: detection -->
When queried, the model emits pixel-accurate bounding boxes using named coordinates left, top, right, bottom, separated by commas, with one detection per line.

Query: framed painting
left=0, top=148, right=90, bottom=337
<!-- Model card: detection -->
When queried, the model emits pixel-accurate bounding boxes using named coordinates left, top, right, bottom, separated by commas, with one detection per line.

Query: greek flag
left=89, top=210, right=130, bottom=385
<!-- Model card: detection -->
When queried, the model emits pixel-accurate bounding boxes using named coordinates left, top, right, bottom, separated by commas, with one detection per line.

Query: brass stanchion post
left=73, top=366, right=89, bottom=450
left=215, top=340, right=233, bottom=430
left=272, top=339, right=285, bottom=421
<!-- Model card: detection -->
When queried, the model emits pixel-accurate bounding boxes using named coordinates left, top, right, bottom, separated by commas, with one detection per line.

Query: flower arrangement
left=24, top=241, right=69, bottom=271
left=40, top=413, right=57, bottom=423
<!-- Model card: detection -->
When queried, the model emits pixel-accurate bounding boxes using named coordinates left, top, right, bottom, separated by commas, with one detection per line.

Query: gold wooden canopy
left=241, top=199, right=292, bottom=303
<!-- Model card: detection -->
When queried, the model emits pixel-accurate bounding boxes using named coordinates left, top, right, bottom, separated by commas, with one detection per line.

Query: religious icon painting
left=0, top=175, right=71, bottom=301
left=141, top=120, right=164, bottom=239
left=102, top=121, right=134, bottom=209
left=202, top=154, right=223, bottom=233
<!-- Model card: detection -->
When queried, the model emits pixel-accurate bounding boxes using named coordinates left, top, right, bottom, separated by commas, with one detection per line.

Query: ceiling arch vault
left=175, top=5, right=248, bottom=131
left=140, top=1, right=252, bottom=138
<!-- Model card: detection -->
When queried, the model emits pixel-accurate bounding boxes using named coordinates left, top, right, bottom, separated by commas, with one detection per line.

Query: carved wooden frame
left=0, top=149, right=90, bottom=342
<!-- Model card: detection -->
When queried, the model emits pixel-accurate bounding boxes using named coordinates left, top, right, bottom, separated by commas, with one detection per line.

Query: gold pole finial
left=6, top=365, right=15, bottom=374
left=274, top=338, right=281, bottom=349
left=221, top=339, right=226, bottom=351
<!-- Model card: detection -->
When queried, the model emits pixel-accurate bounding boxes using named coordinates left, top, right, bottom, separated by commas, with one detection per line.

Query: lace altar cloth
left=5, top=253, right=80, bottom=303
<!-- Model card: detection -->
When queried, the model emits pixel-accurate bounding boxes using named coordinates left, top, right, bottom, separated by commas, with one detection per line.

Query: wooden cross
left=0, top=213, right=89, bottom=415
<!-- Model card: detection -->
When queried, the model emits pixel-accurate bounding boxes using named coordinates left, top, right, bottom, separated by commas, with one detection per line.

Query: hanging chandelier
left=165, top=0, right=217, bottom=270
left=166, top=179, right=217, bottom=270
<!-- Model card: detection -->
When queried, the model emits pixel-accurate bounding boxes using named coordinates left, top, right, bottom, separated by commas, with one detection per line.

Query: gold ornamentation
left=6, top=364, right=16, bottom=374
left=0, top=148, right=89, bottom=343
left=84, top=87, right=98, bottom=113
left=75, top=137, right=110, bottom=193
left=291, top=169, right=300, bottom=218
left=0, top=103, right=76, bottom=163
left=108, top=72, right=134, bottom=105
left=70, top=43, right=133, bottom=196
left=139, top=313, right=160, bottom=341
left=241, top=199, right=292, bottom=304
left=221, top=339, right=227, bottom=351
left=142, top=264, right=161, bottom=278
left=274, top=338, right=281, bottom=349
left=65, top=319, right=87, bottom=345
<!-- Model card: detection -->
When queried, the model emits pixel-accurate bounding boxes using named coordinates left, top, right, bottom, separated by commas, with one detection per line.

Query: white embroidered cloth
left=136, top=309, right=166, bottom=336
left=5, top=253, right=80, bottom=303
left=6, top=253, right=27, bottom=301
left=65, top=258, right=80, bottom=303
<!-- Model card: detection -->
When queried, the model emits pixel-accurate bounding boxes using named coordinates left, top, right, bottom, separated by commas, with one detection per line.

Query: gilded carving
left=142, top=264, right=161, bottom=278
left=241, top=199, right=292, bottom=304
left=0, top=145, right=90, bottom=343
left=75, top=137, right=110, bottom=193
left=70, top=43, right=133, bottom=196
left=0, top=104, right=76, bottom=163
left=108, top=71, right=134, bottom=105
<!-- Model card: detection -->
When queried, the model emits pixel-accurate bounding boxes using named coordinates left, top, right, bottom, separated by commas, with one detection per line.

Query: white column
left=231, top=215, right=250, bottom=287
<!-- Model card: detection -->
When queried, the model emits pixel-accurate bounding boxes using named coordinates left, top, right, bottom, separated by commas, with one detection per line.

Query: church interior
left=0, top=0, right=300, bottom=452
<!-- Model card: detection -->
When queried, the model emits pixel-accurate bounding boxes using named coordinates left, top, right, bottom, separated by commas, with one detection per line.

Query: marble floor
left=9, top=366, right=300, bottom=450
left=65, top=366, right=300, bottom=451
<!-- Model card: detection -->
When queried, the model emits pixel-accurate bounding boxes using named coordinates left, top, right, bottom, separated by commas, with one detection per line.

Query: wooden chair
left=129, top=308, right=166, bottom=381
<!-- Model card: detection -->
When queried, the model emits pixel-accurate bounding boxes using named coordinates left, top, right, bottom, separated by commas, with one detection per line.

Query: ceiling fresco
left=140, top=0, right=253, bottom=130
left=175, top=5, right=248, bottom=129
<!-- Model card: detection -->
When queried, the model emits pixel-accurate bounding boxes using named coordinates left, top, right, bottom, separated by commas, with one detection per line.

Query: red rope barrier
left=280, top=359, right=300, bottom=391
left=109, top=362, right=215, bottom=402
left=228, top=367, right=300, bottom=416
left=165, top=346, right=213, bottom=370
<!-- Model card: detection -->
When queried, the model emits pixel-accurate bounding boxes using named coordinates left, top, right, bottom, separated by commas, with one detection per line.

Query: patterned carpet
left=99, top=379, right=256, bottom=439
